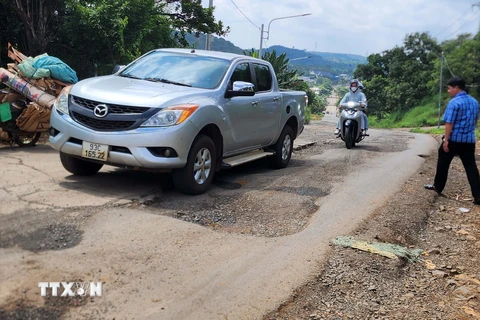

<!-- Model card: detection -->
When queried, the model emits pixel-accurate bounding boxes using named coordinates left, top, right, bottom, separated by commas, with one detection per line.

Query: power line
left=435, top=7, right=472, bottom=37
left=230, top=0, right=260, bottom=30
left=440, top=11, right=479, bottom=41
left=443, top=55, right=480, bottom=87
left=443, top=55, right=456, bottom=78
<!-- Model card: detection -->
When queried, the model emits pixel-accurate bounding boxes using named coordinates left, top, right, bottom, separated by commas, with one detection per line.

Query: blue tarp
left=32, top=56, right=78, bottom=84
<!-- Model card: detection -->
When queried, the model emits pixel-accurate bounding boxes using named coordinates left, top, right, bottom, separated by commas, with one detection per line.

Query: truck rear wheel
left=173, top=135, right=216, bottom=195
left=268, top=125, right=293, bottom=169
left=60, top=152, right=103, bottom=176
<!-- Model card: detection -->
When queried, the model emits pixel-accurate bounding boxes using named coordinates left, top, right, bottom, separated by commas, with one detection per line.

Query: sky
left=201, top=0, right=480, bottom=56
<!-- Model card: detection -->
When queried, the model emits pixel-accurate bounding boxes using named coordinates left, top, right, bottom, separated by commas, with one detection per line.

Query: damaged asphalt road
left=0, top=115, right=438, bottom=319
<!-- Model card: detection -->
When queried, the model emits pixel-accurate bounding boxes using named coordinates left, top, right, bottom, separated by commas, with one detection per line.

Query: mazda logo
left=93, top=104, right=108, bottom=118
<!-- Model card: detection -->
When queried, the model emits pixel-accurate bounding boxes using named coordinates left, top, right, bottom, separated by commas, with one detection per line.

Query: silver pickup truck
left=49, top=49, right=307, bottom=194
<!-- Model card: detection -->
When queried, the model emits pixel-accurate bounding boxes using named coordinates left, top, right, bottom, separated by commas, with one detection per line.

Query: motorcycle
left=0, top=95, right=42, bottom=147
left=338, top=101, right=368, bottom=149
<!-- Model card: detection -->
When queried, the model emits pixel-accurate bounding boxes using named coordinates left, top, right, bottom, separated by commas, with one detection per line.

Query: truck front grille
left=72, top=112, right=136, bottom=131
left=72, top=96, right=150, bottom=114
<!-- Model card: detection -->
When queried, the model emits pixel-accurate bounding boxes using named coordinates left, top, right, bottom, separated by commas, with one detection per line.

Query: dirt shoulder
left=266, top=137, right=480, bottom=320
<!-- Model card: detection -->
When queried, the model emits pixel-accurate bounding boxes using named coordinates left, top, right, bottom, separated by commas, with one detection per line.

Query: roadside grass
left=370, top=101, right=441, bottom=129
left=311, top=113, right=324, bottom=121
left=409, top=127, right=444, bottom=135
left=409, top=128, right=480, bottom=140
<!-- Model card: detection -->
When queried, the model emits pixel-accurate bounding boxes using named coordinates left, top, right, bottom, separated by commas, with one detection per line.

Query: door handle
left=252, top=100, right=259, bottom=106
left=273, top=96, right=280, bottom=102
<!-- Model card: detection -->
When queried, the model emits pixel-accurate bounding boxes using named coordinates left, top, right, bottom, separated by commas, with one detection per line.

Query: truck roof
left=154, top=48, right=263, bottom=62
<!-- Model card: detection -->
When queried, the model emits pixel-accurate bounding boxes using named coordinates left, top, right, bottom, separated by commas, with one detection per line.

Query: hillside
left=265, top=45, right=367, bottom=76
left=185, top=35, right=366, bottom=77
left=185, top=33, right=245, bottom=55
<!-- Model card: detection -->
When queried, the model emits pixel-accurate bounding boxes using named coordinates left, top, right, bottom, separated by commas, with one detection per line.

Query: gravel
left=3, top=123, right=472, bottom=319
left=265, top=136, right=480, bottom=320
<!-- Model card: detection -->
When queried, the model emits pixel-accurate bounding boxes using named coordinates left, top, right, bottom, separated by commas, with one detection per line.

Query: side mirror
left=225, top=81, right=255, bottom=98
left=112, top=65, right=126, bottom=74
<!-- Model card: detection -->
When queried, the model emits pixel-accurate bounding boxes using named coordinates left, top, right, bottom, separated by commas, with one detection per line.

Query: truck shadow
left=57, top=157, right=312, bottom=199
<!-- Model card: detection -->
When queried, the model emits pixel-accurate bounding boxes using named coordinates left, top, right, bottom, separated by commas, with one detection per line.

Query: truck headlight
left=141, top=105, right=199, bottom=127
left=54, top=86, right=72, bottom=114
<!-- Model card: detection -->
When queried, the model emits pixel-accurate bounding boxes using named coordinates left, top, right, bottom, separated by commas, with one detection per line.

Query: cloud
left=202, top=0, right=480, bottom=56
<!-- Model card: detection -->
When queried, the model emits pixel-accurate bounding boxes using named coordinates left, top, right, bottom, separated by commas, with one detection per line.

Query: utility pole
left=205, top=0, right=213, bottom=50
left=259, top=24, right=264, bottom=58
left=258, top=14, right=311, bottom=60
left=437, top=52, right=444, bottom=128
left=474, top=3, right=480, bottom=34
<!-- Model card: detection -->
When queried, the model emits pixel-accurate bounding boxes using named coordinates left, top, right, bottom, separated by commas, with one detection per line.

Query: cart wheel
left=14, top=132, right=41, bottom=147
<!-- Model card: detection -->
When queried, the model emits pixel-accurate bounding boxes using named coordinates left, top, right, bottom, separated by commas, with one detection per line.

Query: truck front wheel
left=60, top=152, right=103, bottom=176
left=173, top=135, right=216, bottom=195
left=268, top=125, right=293, bottom=169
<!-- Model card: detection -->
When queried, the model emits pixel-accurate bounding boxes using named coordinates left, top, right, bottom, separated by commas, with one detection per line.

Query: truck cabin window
left=119, top=51, right=230, bottom=89
left=229, top=63, right=253, bottom=88
left=253, top=64, right=272, bottom=92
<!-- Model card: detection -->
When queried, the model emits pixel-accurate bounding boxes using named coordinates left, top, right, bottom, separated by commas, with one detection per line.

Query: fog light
left=147, top=147, right=178, bottom=158
left=49, top=127, right=59, bottom=137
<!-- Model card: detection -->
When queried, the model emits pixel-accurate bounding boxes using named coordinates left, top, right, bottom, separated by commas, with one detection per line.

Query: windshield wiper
left=120, top=73, right=142, bottom=80
left=143, top=77, right=192, bottom=87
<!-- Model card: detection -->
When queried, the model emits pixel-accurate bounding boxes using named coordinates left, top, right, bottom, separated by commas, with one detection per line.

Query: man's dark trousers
left=434, top=141, right=480, bottom=199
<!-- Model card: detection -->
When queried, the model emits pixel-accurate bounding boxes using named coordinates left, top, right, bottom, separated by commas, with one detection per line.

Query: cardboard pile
left=0, top=43, right=72, bottom=135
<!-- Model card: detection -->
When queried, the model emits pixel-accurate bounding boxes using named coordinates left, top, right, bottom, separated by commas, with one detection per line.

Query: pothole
left=269, top=186, right=329, bottom=197
left=0, top=307, right=63, bottom=320
left=12, top=224, right=83, bottom=252
left=418, top=154, right=430, bottom=158
left=213, top=180, right=243, bottom=190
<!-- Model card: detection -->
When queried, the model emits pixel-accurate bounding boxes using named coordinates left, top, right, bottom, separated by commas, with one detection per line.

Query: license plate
left=81, top=141, right=109, bottom=162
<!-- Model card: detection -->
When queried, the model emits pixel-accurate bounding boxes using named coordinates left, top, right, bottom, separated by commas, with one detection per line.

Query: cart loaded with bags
left=0, top=43, right=76, bottom=147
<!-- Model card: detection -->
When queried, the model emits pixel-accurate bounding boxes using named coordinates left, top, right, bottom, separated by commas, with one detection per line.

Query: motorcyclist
left=334, top=79, right=368, bottom=135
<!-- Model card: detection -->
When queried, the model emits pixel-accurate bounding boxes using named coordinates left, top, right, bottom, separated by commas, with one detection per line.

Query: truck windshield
left=119, top=51, right=230, bottom=89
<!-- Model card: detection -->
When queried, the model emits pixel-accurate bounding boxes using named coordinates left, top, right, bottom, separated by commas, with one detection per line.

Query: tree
left=429, top=33, right=480, bottom=99
left=161, top=0, right=229, bottom=47
left=243, top=48, right=258, bottom=58
left=244, top=49, right=325, bottom=115
left=1, top=0, right=229, bottom=79
left=0, top=0, right=24, bottom=65
left=354, top=32, right=441, bottom=118
left=244, top=49, right=297, bottom=86
left=6, top=0, right=65, bottom=56
left=262, top=51, right=297, bottom=87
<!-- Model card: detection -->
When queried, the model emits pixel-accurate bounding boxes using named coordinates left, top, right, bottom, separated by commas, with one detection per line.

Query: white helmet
left=350, top=79, right=360, bottom=93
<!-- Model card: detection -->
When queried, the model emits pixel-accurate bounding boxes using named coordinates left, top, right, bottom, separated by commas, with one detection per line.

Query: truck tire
left=60, top=152, right=103, bottom=176
left=173, top=135, right=216, bottom=195
left=268, top=125, right=293, bottom=169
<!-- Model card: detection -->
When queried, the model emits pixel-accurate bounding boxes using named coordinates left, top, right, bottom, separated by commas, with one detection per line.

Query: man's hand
left=443, top=140, right=450, bottom=153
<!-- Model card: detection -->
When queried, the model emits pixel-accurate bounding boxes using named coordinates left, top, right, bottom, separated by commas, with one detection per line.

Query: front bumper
left=49, top=109, right=198, bottom=169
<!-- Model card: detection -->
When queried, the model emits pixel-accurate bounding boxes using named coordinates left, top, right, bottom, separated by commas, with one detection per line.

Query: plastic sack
left=18, top=54, right=51, bottom=79
left=33, top=56, right=78, bottom=84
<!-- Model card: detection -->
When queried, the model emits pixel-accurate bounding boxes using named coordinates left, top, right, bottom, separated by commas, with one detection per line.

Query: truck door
left=223, top=62, right=261, bottom=152
left=252, top=63, right=281, bottom=146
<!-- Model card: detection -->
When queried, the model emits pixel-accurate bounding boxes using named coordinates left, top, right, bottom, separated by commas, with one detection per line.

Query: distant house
left=311, top=87, right=320, bottom=94
left=298, top=76, right=316, bottom=83
left=310, top=70, right=339, bottom=80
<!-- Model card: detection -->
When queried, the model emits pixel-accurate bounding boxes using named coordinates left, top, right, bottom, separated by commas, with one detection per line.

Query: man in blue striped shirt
left=425, top=77, right=480, bottom=204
